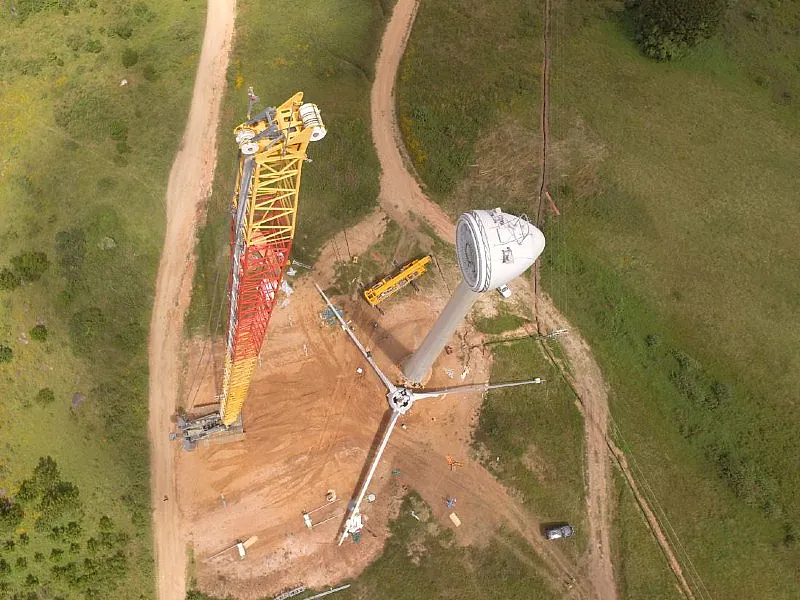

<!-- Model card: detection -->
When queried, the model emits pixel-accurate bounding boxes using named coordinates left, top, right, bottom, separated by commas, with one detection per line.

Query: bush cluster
left=0, top=345, right=12, bottom=363
left=11, top=0, right=77, bottom=22
left=3, top=458, right=131, bottom=598
left=1, top=251, right=50, bottom=288
left=0, top=498, right=24, bottom=533
left=666, top=347, right=787, bottom=520
left=55, top=228, right=86, bottom=283
left=35, top=388, right=56, bottom=405
left=0, top=268, right=21, bottom=290
left=625, top=0, right=726, bottom=61
left=29, top=324, right=48, bottom=342
left=121, top=46, right=139, bottom=67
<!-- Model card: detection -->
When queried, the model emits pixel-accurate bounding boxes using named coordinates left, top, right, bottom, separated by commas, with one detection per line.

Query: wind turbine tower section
left=403, top=208, right=545, bottom=385
left=219, top=92, right=326, bottom=426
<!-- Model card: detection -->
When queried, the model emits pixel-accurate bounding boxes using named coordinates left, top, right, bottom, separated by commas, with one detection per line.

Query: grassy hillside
left=0, top=1, right=204, bottom=597
left=188, top=0, right=393, bottom=333
left=396, top=0, right=542, bottom=217
left=397, top=0, right=800, bottom=598
left=542, top=1, right=800, bottom=597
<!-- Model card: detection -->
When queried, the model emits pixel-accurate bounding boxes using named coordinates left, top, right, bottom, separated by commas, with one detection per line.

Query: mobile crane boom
left=219, top=92, right=326, bottom=426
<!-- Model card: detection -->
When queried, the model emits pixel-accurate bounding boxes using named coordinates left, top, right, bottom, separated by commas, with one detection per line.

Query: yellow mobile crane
left=364, top=255, right=432, bottom=307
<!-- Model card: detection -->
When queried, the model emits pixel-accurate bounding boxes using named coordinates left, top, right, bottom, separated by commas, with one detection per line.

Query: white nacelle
left=455, top=208, right=545, bottom=293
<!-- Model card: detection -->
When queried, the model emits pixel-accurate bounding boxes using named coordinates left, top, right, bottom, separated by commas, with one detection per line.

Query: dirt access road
left=373, top=1, right=617, bottom=599
left=147, top=1, right=235, bottom=599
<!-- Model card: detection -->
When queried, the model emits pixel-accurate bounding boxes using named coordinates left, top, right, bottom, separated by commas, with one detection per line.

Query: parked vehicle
left=545, top=524, right=574, bottom=540
left=497, top=284, right=512, bottom=298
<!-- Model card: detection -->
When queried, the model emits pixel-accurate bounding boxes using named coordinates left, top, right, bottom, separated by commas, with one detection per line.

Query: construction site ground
left=152, top=1, right=634, bottom=599
left=183, top=273, right=517, bottom=596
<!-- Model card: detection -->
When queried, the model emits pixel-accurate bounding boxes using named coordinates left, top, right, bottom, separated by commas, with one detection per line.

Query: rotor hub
left=388, top=387, right=416, bottom=414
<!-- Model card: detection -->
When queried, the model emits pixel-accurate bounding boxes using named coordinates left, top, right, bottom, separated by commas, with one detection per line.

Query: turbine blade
left=338, top=409, right=401, bottom=546
left=484, top=379, right=544, bottom=391
left=314, top=283, right=396, bottom=393
left=411, top=378, right=543, bottom=400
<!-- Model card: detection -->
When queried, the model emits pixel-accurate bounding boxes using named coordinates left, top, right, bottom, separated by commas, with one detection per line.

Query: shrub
left=142, top=63, right=158, bottom=81
left=625, top=0, right=726, bottom=61
left=0, top=346, right=12, bottom=363
left=0, top=498, right=24, bottom=533
left=170, top=21, right=192, bottom=42
left=112, top=22, right=134, bottom=40
left=114, top=322, right=145, bottom=351
left=11, top=251, right=49, bottom=282
left=55, top=228, right=86, bottom=281
left=0, top=558, right=9, bottom=575
left=30, top=324, right=48, bottom=342
left=645, top=333, right=661, bottom=348
left=53, top=87, right=110, bottom=139
left=15, top=556, right=26, bottom=569
left=84, top=39, right=103, bottom=54
left=132, top=1, right=156, bottom=22
left=35, top=388, right=56, bottom=405
left=0, top=268, right=21, bottom=291
left=783, top=523, right=798, bottom=547
left=17, top=456, right=61, bottom=502
left=66, top=33, right=83, bottom=53
left=711, top=380, right=733, bottom=405
left=98, top=515, right=113, bottom=531
left=64, top=521, right=81, bottom=540
left=69, top=307, right=106, bottom=357
left=121, top=47, right=139, bottom=67
left=109, top=120, right=128, bottom=142
left=37, top=481, right=81, bottom=530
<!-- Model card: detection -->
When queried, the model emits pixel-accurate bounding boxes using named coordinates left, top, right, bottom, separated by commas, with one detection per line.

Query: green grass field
left=474, top=338, right=587, bottom=562
left=0, top=1, right=205, bottom=597
left=473, top=305, right=530, bottom=335
left=610, top=468, right=681, bottom=600
left=397, top=0, right=800, bottom=598
left=188, top=0, right=394, bottom=333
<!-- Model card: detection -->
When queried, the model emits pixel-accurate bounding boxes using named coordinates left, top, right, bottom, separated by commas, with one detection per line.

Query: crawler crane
left=178, top=92, right=326, bottom=448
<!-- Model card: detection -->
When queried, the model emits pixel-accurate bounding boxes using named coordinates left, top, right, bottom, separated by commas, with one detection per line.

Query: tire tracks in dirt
left=148, top=2, right=235, bottom=600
